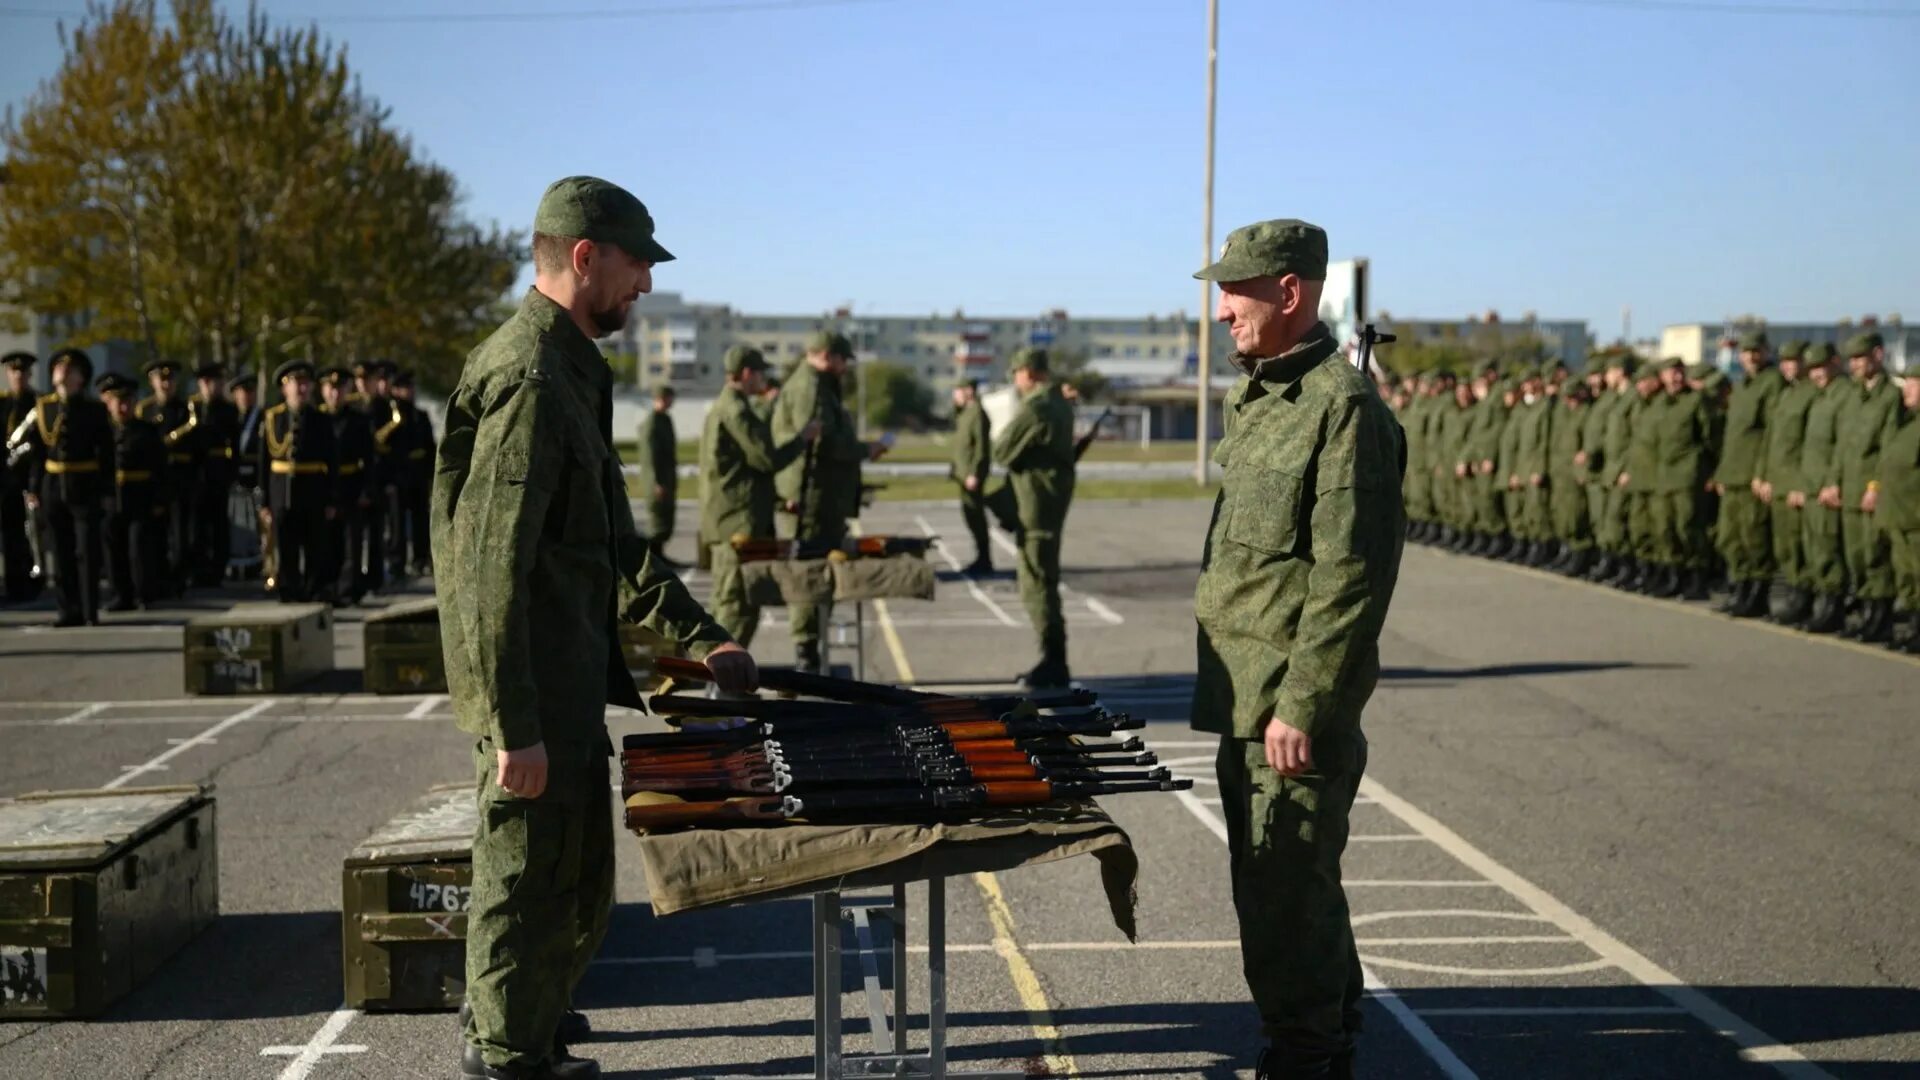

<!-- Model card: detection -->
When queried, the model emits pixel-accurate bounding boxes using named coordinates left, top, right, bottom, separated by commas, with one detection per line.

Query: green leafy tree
left=860, top=360, right=935, bottom=431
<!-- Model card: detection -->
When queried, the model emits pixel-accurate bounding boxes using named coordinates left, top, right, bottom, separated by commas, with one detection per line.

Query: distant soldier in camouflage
left=949, top=378, right=993, bottom=574
left=1612, top=364, right=1664, bottom=592
left=700, top=346, right=818, bottom=646
left=1463, top=366, right=1509, bottom=557
left=1754, top=342, right=1814, bottom=625
left=1796, top=345, right=1849, bottom=633
left=1437, top=377, right=1476, bottom=549
left=1, top=351, right=41, bottom=603
left=1548, top=382, right=1594, bottom=576
left=1507, top=368, right=1553, bottom=566
left=355, top=360, right=399, bottom=594
left=1710, top=330, right=1783, bottom=618
left=1191, top=219, right=1404, bottom=1080
left=1878, top=366, right=1920, bottom=653
left=1826, top=332, right=1900, bottom=641
left=1644, top=358, right=1717, bottom=600
left=993, top=348, right=1078, bottom=688
left=438, top=178, right=758, bottom=1080
left=636, top=384, right=678, bottom=566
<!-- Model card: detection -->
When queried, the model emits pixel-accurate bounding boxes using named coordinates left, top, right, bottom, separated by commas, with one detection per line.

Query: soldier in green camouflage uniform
left=1548, top=382, right=1594, bottom=575
left=949, top=378, right=993, bottom=574
left=1753, top=342, right=1814, bottom=624
left=993, top=348, right=1078, bottom=688
left=773, top=330, right=887, bottom=673
left=1826, top=332, right=1901, bottom=641
left=1710, top=330, right=1784, bottom=617
left=636, top=384, right=678, bottom=565
left=1508, top=369, right=1554, bottom=565
left=1643, top=358, right=1717, bottom=599
left=699, top=346, right=816, bottom=647
left=1796, top=345, right=1849, bottom=633
left=1462, top=368, right=1508, bottom=556
left=436, top=177, right=757, bottom=1080
left=1190, top=220, right=1404, bottom=1080
left=1437, top=378, right=1476, bottom=548
left=1613, top=366, right=1665, bottom=591
left=1878, top=366, right=1920, bottom=652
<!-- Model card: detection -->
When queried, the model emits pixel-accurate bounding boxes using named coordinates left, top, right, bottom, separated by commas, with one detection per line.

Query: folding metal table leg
left=815, top=891, right=841, bottom=1080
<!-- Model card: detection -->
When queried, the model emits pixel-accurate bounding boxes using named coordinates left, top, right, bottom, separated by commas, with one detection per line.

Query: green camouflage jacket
left=433, top=289, right=731, bottom=752
left=1876, top=404, right=1920, bottom=532
left=772, top=361, right=866, bottom=536
left=1757, top=376, right=1816, bottom=495
left=950, top=399, right=991, bottom=486
left=1549, top=400, right=1586, bottom=485
left=701, top=384, right=808, bottom=544
left=1711, top=366, right=1782, bottom=487
left=1829, top=375, right=1900, bottom=502
left=1191, top=322, right=1405, bottom=745
left=1649, top=388, right=1715, bottom=492
left=992, top=383, right=1076, bottom=534
left=1799, top=378, right=1847, bottom=497
left=638, top=408, right=677, bottom=497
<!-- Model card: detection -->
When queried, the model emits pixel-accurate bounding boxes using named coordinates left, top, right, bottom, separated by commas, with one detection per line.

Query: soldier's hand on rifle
left=1262, top=713, right=1313, bottom=778
left=702, top=642, right=758, bottom=693
left=496, top=741, right=548, bottom=799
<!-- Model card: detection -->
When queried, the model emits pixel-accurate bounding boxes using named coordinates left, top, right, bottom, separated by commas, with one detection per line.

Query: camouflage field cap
left=274, top=358, right=315, bottom=382
left=724, top=344, right=768, bottom=376
left=806, top=330, right=854, bottom=359
left=1661, top=356, right=1687, bottom=372
left=1737, top=329, right=1768, bottom=351
left=1194, top=218, right=1328, bottom=283
left=1, top=350, right=36, bottom=370
left=1803, top=343, right=1836, bottom=365
left=1844, top=331, right=1884, bottom=358
left=534, top=176, right=675, bottom=264
left=1009, top=347, right=1050, bottom=375
left=1778, top=340, right=1808, bottom=361
left=1605, top=353, right=1637, bottom=373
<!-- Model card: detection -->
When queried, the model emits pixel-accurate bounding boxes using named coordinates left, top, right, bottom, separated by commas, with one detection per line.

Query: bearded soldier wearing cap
left=320, top=366, right=376, bottom=605
left=187, top=361, right=242, bottom=586
left=1825, top=332, right=1900, bottom=641
left=993, top=347, right=1078, bottom=687
left=1190, top=220, right=1404, bottom=1080
left=18, top=348, right=113, bottom=626
left=636, top=383, right=679, bottom=566
left=1877, top=364, right=1920, bottom=652
left=438, top=177, right=759, bottom=1080
left=257, top=360, right=339, bottom=602
left=2, top=351, right=43, bottom=603
left=97, top=373, right=171, bottom=610
left=1709, top=330, right=1784, bottom=617
left=700, top=345, right=819, bottom=645
left=772, top=329, right=889, bottom=674
left=135, top=358, right=195, bottom=595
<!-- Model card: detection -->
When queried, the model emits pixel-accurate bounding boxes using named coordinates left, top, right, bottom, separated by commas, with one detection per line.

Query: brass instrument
left=5, top=411, right=34, bottom=469
left=164, top=397, right=201, bottom=447
left=372, top=397, right=405, bottom=453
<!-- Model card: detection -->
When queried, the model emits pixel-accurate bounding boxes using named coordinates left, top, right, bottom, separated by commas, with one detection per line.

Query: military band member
left=391, top=369, right=436, bottom=577
left=232, top=372, right=263, bottom=491
left=135, top=358, right=195, bottom=595
left=97, top=373, right=170, bottom=611
left=188, top=361, right=242, bottom=586
left=21, top=348, right=113, bottom=627
left=321, top=367, right=376, bottom=605
left=2, top=351, right=41, bottom=603
left=258, top=359, right=339, bottom=603
left=354, top=359, right=398, bottom=593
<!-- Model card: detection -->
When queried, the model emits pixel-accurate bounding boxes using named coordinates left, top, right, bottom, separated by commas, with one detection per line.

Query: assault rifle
left=729, top=534, right=936, bottom=563
left=647, top=693, right=1102, bottom=727
left=627, top=709, right=1138, bottom=748
left=625, top=775, right=1192, bottom=830
left=651, top=655, right=1096, bottom=710
left=1073, top=407, right=1113, bottom=462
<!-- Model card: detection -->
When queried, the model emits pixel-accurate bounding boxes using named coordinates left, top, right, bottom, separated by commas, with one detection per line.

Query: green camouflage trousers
left=1770, top=502, right=1806, bottom=589
left=1473, top=474, right=1506, bottom=534
left=1841, top=508, right=1892, bottom=600
left=466, top=739, right=614, bottom=1068
left=709, top=544, right=761, bottom=648
left=1016, top=528, right=1066, bottom=667
left=1803, top=506, right=1846, bottom=595
left=1217, top=735, right=1366, bottom=1063
left=1649, top=490, right=1710, bottom=569
left=1715, top=490, right=1772, bottom=582
left=1551, top=479, right=1592, bottom=550
left=646, top=497, right=675, bottom=549
left=1890, top=527, right=1920, bottom=610
left=787, top=520, right=849, bottom=648
left=1626, top=490, right=1659, bottom=562
left=955, top=484, right=992, bottom=568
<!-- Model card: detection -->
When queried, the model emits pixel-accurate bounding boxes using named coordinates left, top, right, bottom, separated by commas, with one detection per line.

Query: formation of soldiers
left=1391, top=330, right=1920, bottom=653
left=0, top=349, right=438, bottom=625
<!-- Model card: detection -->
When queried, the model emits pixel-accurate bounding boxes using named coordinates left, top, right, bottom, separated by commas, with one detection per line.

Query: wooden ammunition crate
left=364, top=598, right=446, bottom=695
left=184, top=602, right=334, bottom=695
left=341, top=782, right=475, bottom=1011
left=0, top=785, right=218, bottom=1019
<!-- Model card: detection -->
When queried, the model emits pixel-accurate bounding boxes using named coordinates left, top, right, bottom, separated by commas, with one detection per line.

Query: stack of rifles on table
left=624, top=658, right=1190, bottom=830
left=729, top=533, right=937, bottom=563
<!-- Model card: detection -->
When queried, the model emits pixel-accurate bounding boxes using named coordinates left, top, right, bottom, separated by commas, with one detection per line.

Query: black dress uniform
left=134, top=360, right=195, bottom=595
left=355, top=363, right=399, bottom=593
left=26, top=350, right=113, bottom=626
left=188, top=365, right=242, bottom=586
left=1, top=351, right=41, bottom=602
left=323, top=371, right=376, bottom=604
left=391, top=372, right=435, bottom=576
left=98, top=374, right=171, bottom=610
left=258, top=366, right=339, bottom=603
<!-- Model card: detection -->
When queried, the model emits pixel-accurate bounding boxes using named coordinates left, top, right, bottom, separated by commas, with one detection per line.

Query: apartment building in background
left=1374, top=310, right=1591, bottom=369
left=1660, top=316, right=1912, bottom=373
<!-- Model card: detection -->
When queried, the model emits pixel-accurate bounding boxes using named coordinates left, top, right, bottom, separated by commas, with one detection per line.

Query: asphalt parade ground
left=1, top=499, right=1917, bottom=1079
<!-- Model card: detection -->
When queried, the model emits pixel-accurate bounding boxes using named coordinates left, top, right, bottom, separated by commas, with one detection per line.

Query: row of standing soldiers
left=1391, top=329, right=1920, bottom=652
left=1, top=349, right=436, bottom=625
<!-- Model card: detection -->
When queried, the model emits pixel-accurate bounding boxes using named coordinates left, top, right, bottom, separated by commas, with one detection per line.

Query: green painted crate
left=0, top=785, right=218, bottom=1019
left=183, top=602, right=334, bottom=695
left=364, top=598, right=447, bottom=695
left=341, top=782, right=474, bottom=1011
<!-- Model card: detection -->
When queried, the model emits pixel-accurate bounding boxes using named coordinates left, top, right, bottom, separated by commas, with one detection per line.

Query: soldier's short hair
left=531, top=232, right=582, bottom=275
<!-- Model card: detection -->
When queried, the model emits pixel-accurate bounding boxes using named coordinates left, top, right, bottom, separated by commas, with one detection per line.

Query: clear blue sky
left=4, top=0, right=1917, bottom=340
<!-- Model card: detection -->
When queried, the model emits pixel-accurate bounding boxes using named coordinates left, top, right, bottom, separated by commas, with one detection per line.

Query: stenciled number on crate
left=406, top=881, right=473, bottom=913
left=213, top=658, right=263, bottom=689
left=0, top=947, right=49, bottom=1006
left=212, top=626, right=253, bottom=658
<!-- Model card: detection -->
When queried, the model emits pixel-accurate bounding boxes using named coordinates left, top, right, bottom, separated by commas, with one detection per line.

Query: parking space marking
left=262, top=1006, right=367, bottom=1079
left=104, top=700, right=275, bottom=789
left=406, top=694, right=445, bottom=719
left=915, top=514, right=1021, bottom=628
left=51, top=702, right=108, bottom=725
left=1419, top=1005, right=1689, bottom=1018
left=986, top=523, right=1125, bottom=626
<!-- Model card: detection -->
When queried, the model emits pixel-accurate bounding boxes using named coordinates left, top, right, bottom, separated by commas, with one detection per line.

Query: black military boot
left=1682, top=568, right=1712, bottom=602
left=1019, top=658, right=1072, bottom=691
left=795, top=641, right=825, bottom=675
left=1531, top=541, right=1556, bottom=568
left=1855, top=599, right=1894, bottom=644
left=1734, top=579, right=1771, bottom=618
left=1838, top=598, right=1866, bottom=639
left=460, top=1043, right=599, bottom=1080
left=1769, top=585, right=1811, bottom=626
left=1645, top=565, right=1680, bottom=599
left=1613, top=558, right=1641, bottom=591
left=1803, top=593, right=1844, bottom=634
left=1888, top=613, right=1920, bottom=653
left=1586, top=552, right=1615, bottom=582
left=1562, top=548, right=1593, bottom=578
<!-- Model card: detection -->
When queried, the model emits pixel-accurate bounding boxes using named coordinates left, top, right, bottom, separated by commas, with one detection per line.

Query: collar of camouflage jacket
left=521, top=287, right=609, bottom=386
left=1231, top=321, right=1337, bottom=384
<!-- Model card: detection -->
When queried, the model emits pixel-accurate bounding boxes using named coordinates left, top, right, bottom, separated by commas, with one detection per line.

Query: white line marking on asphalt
left=1359, top=936, right=1577, bottom=946
left=988, top=522, right=1126, bottom=626
left=916, top=514, right=1020, bottom=628
left=406, top=694, right=445, bottom=719
left=1362, top=778, right=1833, bottom=1076
left=52, top=702, right=109, bottom=725
left=1162, top=745, right=1479, bottom=1080
left=1345, top=880, right=1499, bottom=888
left=1363, top=956, right=1615, bottom=978
left=104, top=700, right=274, bottom=789
left=1352, top=910, right=1553, bottom=927
left=262, top=1006, right=367, bottom=1078
left=1417, top=1006, right=1689, bottom=1018
left=1348, top=834, right=1428, bottom=842
left=1081, top=595, right=1124, bottom=625
left=0, top=713, right=449, bottom=729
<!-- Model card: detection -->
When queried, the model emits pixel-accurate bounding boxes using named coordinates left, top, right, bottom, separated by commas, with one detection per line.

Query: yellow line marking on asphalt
left=868, top=576, right=1079, bottom=1077
left=1418, top=545, right=1920, bottom=668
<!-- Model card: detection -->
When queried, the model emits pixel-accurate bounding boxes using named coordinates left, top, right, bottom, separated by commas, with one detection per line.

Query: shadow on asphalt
left=1378, top=660, right=1685, bottom=681
left=91, top=911, right=342, bottom=1023
left=0, top=646, right=182, bottom=659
